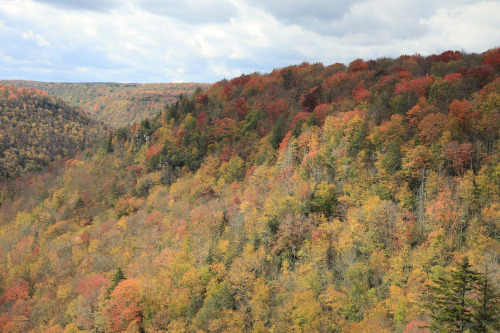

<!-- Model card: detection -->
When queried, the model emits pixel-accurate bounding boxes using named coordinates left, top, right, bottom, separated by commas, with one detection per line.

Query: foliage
left=1, top=80, right=210, bottom=128
left=0, top=48, right=499, bottom=332
left=426, top=258, right=499, bottom=332
left=0, top=84, right=107, bottom=180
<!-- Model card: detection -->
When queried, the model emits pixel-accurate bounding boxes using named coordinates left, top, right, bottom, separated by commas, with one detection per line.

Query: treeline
left=1, top=81, right=211, bottom=128
left=0, top=48, right=498, bottom=332
left=0, top=84, right=107, bottom=180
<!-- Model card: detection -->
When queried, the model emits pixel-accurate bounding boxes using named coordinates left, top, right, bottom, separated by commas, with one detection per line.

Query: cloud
left=22, top=30, right=50, bottom=47
left=32, top=0, right=122, bottom=12
left=417, top=1, right=500, bottom=53
left=249, top=0, right=357, bottom=24
left=137, top=0, right=238, bottom=23
left=245, top=0, right=478, bottom=41
left=0, top=0, right=498, bottom=83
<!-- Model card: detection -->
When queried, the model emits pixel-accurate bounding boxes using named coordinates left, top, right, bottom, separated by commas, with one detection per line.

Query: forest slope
left=0, top=84, right=107, bottom=180
left=0, top=81, right=210, bottom=128
left=0, top=48, right=499, bottom=332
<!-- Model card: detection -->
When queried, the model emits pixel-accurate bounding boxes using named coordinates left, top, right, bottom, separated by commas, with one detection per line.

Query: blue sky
left=0, top=0, right=499, bottom=83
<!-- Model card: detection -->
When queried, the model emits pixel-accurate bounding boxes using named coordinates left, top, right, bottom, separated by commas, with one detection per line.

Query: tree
left=218, top=156, right=245, bottom=185
left=234, top=97, right=249, bottom=121
left=266, top=98, right=289, bottom=121
left=449, top=99, right=474, bottom=125
left=348, top=58, right=368, bottom=72
left=445, top=141, right=474, bottom=175
left=471, top=274, right=500, bottom=333
left=105, top=134, right=113, bottom=154
left=300, top=86, right=323, bottom=112
left=417, top=112, right=448, bottom=145
left=106, top=267, right=126, bottom=298
left=103, top=279, right=143, bottom=333
left=482, top=49, right=500, bottom=71
left=425, top=258, right=498, bottom=332
left=305, top=181, right=337, bottom=218
left=270, top=116, right=287, bottom=150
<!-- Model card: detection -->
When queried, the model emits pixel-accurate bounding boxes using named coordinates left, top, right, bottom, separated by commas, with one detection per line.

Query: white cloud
left=420, top=1, right=500, bottom=52
left=22, top=30, right=50, bottom=47
left=210, top=64, right=242, bottom=78
left=32, top=0, right=122, bottom=12
left=230, top=44, right=245, bottom=60
left=0, top=0, right=498, bottom=83
left=249, top=0, right=357, bottom=25
left=137, top=0, right=238, bottom=23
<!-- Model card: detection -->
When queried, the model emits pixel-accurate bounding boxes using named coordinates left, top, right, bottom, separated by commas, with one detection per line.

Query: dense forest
left=0, top=81, right=210, bottom=128
left=0, top=84, right=107, bottom=180
left=0, top=48, right=499, bottom=332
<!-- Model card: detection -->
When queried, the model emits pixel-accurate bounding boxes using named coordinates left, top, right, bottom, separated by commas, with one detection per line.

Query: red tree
left=300, top=86, right=323, bottom=112
left=266, top=98, right=289, bottom=120
left=449, top=99, right=476, bottom=125
left=446, top=141, right=474, bottom=175
left=104, top=279, right=143, bottom=333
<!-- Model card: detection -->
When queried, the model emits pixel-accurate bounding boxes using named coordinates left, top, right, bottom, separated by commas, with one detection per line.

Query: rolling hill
left=0, top=81, right=210, bottom=128
left=0, top=48, right=498, bottom=332
left=0, top=83, right=107, bottom=180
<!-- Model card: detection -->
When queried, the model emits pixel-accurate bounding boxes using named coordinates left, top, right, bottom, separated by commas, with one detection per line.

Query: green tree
left=105, top=134, right=113, bottom=154
left=106, top=267, right=126, bottom=298
left=426, top=258, right=484, bottom=332
left=270, top=115, right=287, bottom=150
left=115, top=126, right=129, bottom=141
left=471, top=274, right=499, bottom=333
left=305, top=181, right=337, bottom=218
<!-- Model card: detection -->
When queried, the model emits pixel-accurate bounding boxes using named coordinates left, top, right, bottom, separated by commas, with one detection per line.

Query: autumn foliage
left=1, top=80, right=209, bottom=128
left=0, top=48, right=499, bottom=332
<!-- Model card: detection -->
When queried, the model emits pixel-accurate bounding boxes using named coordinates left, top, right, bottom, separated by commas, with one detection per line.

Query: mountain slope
left=1, top=81, right=210, bottom=128
left=0, top=84, right=107, bottom=180
left=0, top=48, right=498, bottom=332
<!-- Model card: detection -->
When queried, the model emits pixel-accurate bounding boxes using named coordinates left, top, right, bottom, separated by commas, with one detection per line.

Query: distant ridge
left=0, top=83, right=108, bottom=179
left=0, top=80, right=211, bottom=128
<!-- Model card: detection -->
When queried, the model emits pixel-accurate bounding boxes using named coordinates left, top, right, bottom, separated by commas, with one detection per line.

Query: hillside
left=0, top=81, right=210, bottom=128
left=0, top=84, right=107, bottom=180
left=0, top=48, right=499, bottom=332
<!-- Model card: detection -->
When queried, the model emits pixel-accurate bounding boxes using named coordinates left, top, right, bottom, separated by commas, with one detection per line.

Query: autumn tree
left=103, top=279, right=143, bottom=333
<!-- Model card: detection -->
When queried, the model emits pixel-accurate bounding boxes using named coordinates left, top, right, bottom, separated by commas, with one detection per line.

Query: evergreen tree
left=105, top=134, right=114, bottom=153
left=426, top=258, right=500, bottom=332
left=106, top=267, right=126, bottom=298
left=427, top=257, right=479, bottom=332
left=111, top=267, right=126, bottom=286
left=270, top=115, right=286, bottom=150
left=471, top=274, right=500, bottom=332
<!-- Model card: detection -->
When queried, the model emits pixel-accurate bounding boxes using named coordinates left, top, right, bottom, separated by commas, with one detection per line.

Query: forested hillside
left=0, top=84, right=107, bottom=180
left=0, top=81, right=210, bottom=128
left=0, top=48, right=499, bottom=332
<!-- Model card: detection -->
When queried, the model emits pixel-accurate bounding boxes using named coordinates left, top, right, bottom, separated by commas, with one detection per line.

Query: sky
left=0, top=0, right=499, bottom=83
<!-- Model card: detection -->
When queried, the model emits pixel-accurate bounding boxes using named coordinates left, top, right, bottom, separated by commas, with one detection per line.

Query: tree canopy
left=0, top=48, right=499, bottom=332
